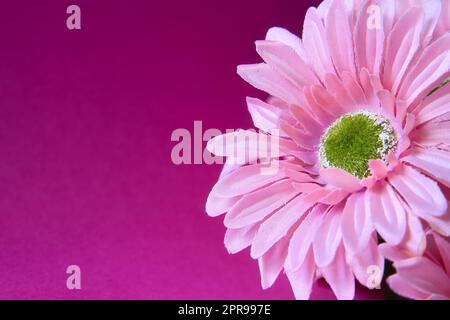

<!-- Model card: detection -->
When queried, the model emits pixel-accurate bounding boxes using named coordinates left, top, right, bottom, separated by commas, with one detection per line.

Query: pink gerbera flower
left=206, top=0, right=450, bottom=299
left=386, top=231, right=450, bottom=299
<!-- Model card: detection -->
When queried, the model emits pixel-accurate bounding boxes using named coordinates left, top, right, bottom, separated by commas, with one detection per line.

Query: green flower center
left=319, top=111, right=397, bottom=179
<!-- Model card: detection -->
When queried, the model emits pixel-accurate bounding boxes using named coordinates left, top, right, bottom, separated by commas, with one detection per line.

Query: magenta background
left=0, top=0, right=384, bottom=299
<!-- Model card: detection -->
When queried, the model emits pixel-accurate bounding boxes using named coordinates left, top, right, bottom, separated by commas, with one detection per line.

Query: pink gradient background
left=0, top=0, right=384, bottom=299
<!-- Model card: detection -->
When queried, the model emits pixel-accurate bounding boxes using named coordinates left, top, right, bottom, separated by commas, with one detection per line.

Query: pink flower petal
left=319, top=189, right=349, bottom=205
left=205, top=191, right=239, bottom=217
left=325, top=0, right=356, bottom=77
left=413, top=121, right=450, bottom=148
left=414, top=82, right=450, bottom=125
left=310, top=85, right=345, bottom=117
left=415, top=0, right=442, bottom=45
left=434, top=0, right=450, bottom=39
left=382, top=7, right=425, bottom=93
left=341, top=70, right=368, bottom=106
left=393, top=257, right=450, bottom=297
left=366, top=182, right=407, bottom=245
left=324, top=73, right=359, bottom=112
left=290, top=104, right=324, bottom=137
left=207, top=130, right=291, bottom=164
left=258, top=236, right=289, bottom=289
left=402, top=146, right=450, bottom=188
left=377, top=89, right=395, bottom=116
left=321, top=244, right=355, bottom=300
left=433, top=233, right=450, bottom=275
left=211, top=163, right=286, bottom=198
left=246, top=97, right=283, bottom=134
left=342, top=192, right=373, bottom=254
left=224, top=224, right=259, bottom=254
left=237, top=63, right=304, bottom=105
left=380, top=211, right=426, bottom=260
left=354, top=0, right=384, bottom=75
left=369, top=159, right=389, bottom=180
left=286, top=248, right=316, bottom=300
left=286, top=204, right=327, bottom=271
left=388, top=165, right=447, bottom=218
left=320, top=167, right=362, bottom=192
left=359, top=68, right=379, bottom=106
left=280, top=123, right=316, bottom=150
left=265, top=27, right=307, bottom=61
left=387, top=274, right=429, bottom=300
left=398, top=33, right=450, bottom=108
left=348, top=235, right=384, bottom=289
left=224, top=180, right=297, bottom=228
left=313, top=204, right=344, bottom=268
left=256, top=40, right=319, bottom=88
left=251, top=195, right=313, bottom=259
left=302, top=7, right=336, bottom=81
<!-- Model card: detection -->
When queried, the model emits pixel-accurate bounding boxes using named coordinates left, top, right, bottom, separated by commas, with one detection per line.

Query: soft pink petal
left=321, top=244, right=355, bottom=300
left=413, top=121, right=450, bottom=148
left=224, top=224, right=259, bottom=254
left=325, top=0, right=356, bottom=76
left=286, top=204, right=327, bottom=271
left=404, top=211, right=427, bottom=255
left=258, top=236, right=289, bottom=289
left=359, top=68, right=379, bottom=106
left=388, top=165, right=447, bottom=218
left=309, top=85, right=345, bottom=118
left=286, top=248, right=316, bottom=300
left=313, top=204, right=344, bottom=268
left=398, top=33, right=450, bottom=108
left=224, top=180, right=297, bottom=228
left=265, top=27, right=307, bottom=60
left=284, top=170, right=318, bottom=184
left=246, top=97, right=283, bottom=134
left=324, top=73, right=360, bottom=112
left=348, top=235, right=384, bottom=289
left=377, top=89, right=395, bottom=116
left=237, top=63, right=305, bottom=105
left=319, top=189, right=349, bottom=205
left=382, top=7, right=424, bottom=94
left=353, top=0, right=384, bottom=75
left=434, top=0, right=450, bottom=39
left=412, top=0, right=442, bottom=45
left=256, top=40, right=319, bottom=88
left=366, top=182, right=407, bottom=245
left=341, top=70, right=368, bottom=106
left=320, top=167, right=362, bottom=192
left=290, top=104, right=324, bottom=137
left=303, top=86, right=335, bottom=125
left=378, top=211, right=426, bottom=260
left=387, top=274, right=430, bottom=300
left=369, top=159, right=388, bottom=180
left=211, top=163, right=286, bottom=198
left=433, top=233, right=450, bottom=275
left=426, top=204, right=450, bottom=237
left=342, top=192, right=373, bottom=254
left=402, top=146, right=450, bottom=188
left=251, top=195, right=313, bottom=259
left=393, top=257, right=450, bottom=297
left=414, top=82, right=450, bottom=125
left=302, top=7, right=336, bottom=81
left=207, top=130, right=290, bottom=164
left=281, top=123, right=316, bottom=150
left=206, top=191, right=239, bottom=217
left=300, top=185, right=346, bottom=204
